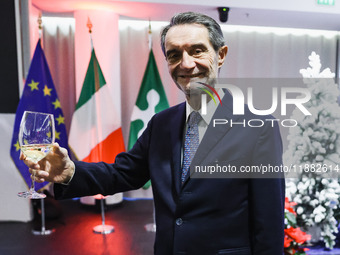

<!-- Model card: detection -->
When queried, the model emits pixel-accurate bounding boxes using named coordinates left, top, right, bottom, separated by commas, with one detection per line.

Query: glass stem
left=30, top=171, right=36, bottom=193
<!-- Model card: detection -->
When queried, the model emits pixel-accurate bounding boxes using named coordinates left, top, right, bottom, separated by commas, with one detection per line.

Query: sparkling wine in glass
left=17, top=111, right=55, bottom=199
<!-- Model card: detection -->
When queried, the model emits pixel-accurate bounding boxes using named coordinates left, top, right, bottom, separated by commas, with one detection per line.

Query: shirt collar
left=185, top=89, right=225, bottom=126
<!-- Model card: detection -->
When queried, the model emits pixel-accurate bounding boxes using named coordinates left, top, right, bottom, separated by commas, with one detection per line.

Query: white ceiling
left=32, top=0, right=340, bottom=31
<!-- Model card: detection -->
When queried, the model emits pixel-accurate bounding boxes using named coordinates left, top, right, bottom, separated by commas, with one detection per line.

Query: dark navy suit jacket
left=55, top=91, right=285, bottom=255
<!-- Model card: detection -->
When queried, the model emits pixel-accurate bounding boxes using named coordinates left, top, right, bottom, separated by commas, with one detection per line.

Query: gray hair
left=160, top=12, right=225, bottom=56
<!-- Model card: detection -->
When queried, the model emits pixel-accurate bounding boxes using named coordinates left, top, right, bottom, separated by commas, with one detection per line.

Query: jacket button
left=176, top=218, right=183, bottom=226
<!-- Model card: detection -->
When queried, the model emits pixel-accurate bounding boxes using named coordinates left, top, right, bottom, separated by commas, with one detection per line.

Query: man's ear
left=218, top=45, right=228, bottom=67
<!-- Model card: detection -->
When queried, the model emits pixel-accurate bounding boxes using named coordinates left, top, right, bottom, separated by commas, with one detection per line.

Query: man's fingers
left=20, top=152, right=42, bottom=170
left=31, top=172, right=45, bottom=183
left=51, top=142, right=64, bottom=156
left=19, top=151, right=25, bottom=160
left=21, top=152, right=40, bottom=169
left=35, top=177, right=46, bottom=183
left=29, top=169, right=49, bottom=178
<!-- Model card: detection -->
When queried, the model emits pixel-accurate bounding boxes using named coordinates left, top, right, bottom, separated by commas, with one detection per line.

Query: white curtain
left=220, top=27, right=337, bottom=78
left=42, top=17, right=76, bottom=134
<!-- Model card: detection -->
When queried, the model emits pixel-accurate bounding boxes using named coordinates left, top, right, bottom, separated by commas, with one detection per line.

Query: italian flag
left=69, top=48, right=125, bottom=163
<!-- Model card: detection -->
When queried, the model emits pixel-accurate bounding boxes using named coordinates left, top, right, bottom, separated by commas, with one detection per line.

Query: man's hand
left=20, top=143, right=75, bottom=184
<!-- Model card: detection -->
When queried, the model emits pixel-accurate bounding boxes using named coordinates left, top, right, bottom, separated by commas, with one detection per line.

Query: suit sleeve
left=249, top=120, right=285, bottom=255
left=54, top=117, right=154, bottom=200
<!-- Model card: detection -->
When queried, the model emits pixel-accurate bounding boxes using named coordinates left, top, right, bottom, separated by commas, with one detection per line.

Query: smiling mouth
left=178, top=73, right=204, bottom=79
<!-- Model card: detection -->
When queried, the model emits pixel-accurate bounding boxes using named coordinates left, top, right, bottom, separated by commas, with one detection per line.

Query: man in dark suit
left=23, top=12, right=285, bottom=255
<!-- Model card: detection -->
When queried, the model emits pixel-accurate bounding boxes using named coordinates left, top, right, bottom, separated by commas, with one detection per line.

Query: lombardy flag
left=68, top=48, right=125, bottom=163
left=128, top=49, right=169, bottom=188
left=10, top=39, right=69, bottom=191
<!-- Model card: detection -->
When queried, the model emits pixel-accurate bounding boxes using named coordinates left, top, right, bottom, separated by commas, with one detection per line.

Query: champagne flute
left=17, top=111, right=55, bottom=199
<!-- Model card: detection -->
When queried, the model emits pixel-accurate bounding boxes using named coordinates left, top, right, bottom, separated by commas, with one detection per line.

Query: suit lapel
left=169, top=103, right=186, bottom=195
left=184, top=91, right=241, bottom=184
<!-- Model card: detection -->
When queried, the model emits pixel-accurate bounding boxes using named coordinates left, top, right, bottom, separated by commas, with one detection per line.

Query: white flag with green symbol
left=128, top=49, right=169, bottom=189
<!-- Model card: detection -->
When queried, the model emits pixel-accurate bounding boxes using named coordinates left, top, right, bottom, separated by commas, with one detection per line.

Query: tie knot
left=188, top=111, right=201, bottom=127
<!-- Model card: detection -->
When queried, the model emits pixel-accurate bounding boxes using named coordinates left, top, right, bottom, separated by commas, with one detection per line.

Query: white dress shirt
left=182, top=89, right=225, bottom=167
left=184, top=89, right=225, bottom=143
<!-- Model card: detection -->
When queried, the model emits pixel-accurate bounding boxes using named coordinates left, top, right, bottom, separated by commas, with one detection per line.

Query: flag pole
left=87, top=17, right=94, bottom=50
left=148, top=19, right=152, bottom=50
left=93, top=195, right=115, bottom=234
left=144, top=19, right=157, bottom=233
left=38, top=12, right=42, bottom=39
left=86, top=18, right=114, bottom=235
left=32, top=13, right=55, bottom=236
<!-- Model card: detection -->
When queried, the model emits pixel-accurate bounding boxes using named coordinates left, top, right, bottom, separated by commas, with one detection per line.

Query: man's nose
left=180, top=52, right=195, bottom=69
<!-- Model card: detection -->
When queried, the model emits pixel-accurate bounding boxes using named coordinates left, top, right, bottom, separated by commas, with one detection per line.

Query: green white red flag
left=69, top=48, right=125, bottom=163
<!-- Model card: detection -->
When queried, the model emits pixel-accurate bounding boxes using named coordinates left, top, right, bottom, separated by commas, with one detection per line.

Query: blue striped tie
left=182, top=111, right=201, bottom=183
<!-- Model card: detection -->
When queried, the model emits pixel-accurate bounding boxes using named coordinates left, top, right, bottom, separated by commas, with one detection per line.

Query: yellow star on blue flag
left=10, top=40, right=69, bottom=190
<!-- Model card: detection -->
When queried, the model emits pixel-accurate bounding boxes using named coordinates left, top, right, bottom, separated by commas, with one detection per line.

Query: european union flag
left=10, top=39, right=69, bottom=191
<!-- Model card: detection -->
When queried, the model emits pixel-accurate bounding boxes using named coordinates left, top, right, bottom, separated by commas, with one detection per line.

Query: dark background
left=0, top=0, right=19, bottom=113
